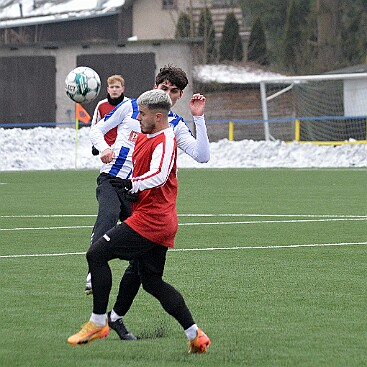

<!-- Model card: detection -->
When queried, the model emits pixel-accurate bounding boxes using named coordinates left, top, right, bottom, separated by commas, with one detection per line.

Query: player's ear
left=179, top=90, right=183, bottom=99
left=154, top=84, right=158, bottom=90
left=155, top=112, right=162, bottom=122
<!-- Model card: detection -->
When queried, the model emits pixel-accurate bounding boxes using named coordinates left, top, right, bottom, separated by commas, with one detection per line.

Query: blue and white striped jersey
left=90, top=98, right=139, bottom=178
left=90, top=97, right=210, bottom=179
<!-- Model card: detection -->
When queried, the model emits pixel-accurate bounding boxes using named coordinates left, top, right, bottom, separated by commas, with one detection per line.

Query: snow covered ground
left=1, top=126, right=366, bottom=171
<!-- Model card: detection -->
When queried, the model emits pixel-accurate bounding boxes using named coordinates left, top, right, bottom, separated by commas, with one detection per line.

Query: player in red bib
left=68, top=89, right=210, bottom=354
left=87, top=66, right=210, bottom=341
left=91, top=74, right=126, bottom=151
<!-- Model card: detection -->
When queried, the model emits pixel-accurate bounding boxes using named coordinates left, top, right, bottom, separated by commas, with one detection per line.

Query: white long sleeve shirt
left=90, top=97, right=210, bottom=179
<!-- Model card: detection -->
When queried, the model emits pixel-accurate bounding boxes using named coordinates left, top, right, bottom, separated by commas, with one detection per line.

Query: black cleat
left=107, top=312, right=137, bottom=341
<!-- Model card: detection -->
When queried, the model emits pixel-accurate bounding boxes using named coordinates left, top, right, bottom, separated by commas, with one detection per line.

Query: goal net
left=259, top=73, right=367, bottom=144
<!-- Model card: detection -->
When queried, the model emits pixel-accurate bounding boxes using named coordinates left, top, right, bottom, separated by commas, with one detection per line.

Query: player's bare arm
left=190, top=93, right=206, bottom=116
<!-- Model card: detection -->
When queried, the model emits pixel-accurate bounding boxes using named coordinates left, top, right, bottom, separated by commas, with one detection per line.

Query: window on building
left=162, top=0, right=177, bottom=9
left=212, top=0, right=238, bottom=8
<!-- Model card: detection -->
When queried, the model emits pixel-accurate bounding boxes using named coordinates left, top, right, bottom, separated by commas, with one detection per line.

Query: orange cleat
left=188, top=328, right=211, bottom=354
left=68, top=321, right=109, bottom=346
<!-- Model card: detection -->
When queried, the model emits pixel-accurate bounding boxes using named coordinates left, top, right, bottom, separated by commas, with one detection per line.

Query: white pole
left=260, top=81, right=271, bottom=141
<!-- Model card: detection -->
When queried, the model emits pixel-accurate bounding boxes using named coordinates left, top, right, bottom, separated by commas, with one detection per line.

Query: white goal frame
left=259, top=73, right=367, bottom=144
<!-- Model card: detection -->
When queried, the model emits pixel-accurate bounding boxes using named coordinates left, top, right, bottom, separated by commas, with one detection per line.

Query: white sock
left=110, top=309, right=122, bottom=322
left=90, top=313, right=107, bottom=327
left=184, top=324, right=198, bottom=341
left=86, top=273, right=91, bottom=282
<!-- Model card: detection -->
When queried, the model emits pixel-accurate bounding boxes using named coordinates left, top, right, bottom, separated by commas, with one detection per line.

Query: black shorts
left=89, top=222, right=168, bottom=277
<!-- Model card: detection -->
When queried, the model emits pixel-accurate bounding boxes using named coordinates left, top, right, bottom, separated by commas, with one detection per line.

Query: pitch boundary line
left=179, top=218, right=367, bottom=226
left=1, top=217, right=367, bottom=231
left=0, top=225, right=93, bottom=231
left=1, top=241, right=366, bottom=259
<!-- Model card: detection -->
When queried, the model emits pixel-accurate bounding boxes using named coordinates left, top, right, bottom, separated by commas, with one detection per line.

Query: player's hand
left=110, top=178, right=138, bottom=203
left=100, top=148, right=115, bottom=163
left=110, top=177, right=132, bottom=191
left=124, top=192, right=139, bottom=202
left=190, top=93, right=206, bottom=117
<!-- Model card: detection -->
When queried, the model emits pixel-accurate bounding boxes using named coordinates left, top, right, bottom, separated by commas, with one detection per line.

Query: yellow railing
left=228, top=121, right=234, bottom=141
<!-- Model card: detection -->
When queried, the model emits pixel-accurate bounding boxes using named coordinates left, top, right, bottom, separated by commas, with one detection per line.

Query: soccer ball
left=65, top=66, right=101, bottom=104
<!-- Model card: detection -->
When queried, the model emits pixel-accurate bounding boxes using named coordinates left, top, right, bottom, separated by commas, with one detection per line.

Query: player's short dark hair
left=155, top=64, right=188, bottom=91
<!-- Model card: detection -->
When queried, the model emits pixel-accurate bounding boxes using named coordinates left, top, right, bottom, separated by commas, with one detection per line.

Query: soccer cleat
left=67, top=321, right=109, bottom=346
left=85, top=273, right=92, bottom=295
left=107, top=312, right=137, bottom=340
left=188, top=328, right=211, bottom=354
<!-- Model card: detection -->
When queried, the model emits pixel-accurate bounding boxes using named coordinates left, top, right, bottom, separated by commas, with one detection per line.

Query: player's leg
left=68, top=227, right=119, bottom=345
left=112, top=260, right=141, bottom=315
left=69, top=222, right=151, bottom=345
left=85, top=173, right=131, bottom=294
left=90, top=173, right=123, bottom=245
left=139, top=247, right=211, bottom=353
left=97, top=223, right=156, bottom=340
left=139, top=246, right=194, bottom=328
left=108, top=260, right=141, bottom=340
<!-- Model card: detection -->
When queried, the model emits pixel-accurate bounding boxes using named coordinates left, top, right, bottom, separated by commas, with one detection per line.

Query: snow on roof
left=0, top=0, right=126, bottom=27
left=193, top=64, right=287, bottom=84
left=326, top=64, right=367, bottom=74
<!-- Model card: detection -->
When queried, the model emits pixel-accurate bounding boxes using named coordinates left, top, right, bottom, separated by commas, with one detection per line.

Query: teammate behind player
left=90, top=74, right=126, bottom=155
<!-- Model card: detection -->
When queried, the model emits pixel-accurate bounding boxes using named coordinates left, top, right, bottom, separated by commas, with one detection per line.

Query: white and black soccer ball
left=65, top=66, right=101, bottom=104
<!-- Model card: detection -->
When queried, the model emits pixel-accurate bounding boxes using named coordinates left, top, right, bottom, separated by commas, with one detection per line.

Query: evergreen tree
left=239, top=0, right=365, bottom=73
left=239, top=0, right=311, bottom=71
left=197, top=7, right=217, bottom=64
left=219, top=12, right=243, bottom=62
left=238, top=0, right=288, bottom=49
left=247, top=17, right=269, bottom=65
left=282, top=0, right=303, bottom=73
left=175, top=12, right=193, bottom=38
left=340, top=0, right=367, bottom=64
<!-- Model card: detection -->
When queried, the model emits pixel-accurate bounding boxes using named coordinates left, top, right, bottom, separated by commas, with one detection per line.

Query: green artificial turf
left=0, top=168, right=366, bottom=367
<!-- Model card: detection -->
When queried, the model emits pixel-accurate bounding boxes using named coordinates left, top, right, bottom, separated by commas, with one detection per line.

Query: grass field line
left=0, top=225, right=93, bottom=231
left=1, top=241, right=366, bottom=259
left=1, top=216, right=367, bottom=231
left=178, top=217, right=367, bottom=226
left=1, top=213, right=367, bottom=219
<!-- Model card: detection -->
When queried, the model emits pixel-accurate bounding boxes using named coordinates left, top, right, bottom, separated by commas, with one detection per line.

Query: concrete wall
left=132, top=0, right=190, bottom=40
left=132, top=0, right=248, bottom=45
left=133, top=0, right=177, bottom=40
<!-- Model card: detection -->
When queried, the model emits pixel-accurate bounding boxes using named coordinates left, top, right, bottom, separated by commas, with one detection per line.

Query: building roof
left=326, top=64, right=367, bottom=74
left=193, top=64, right=287, bottom=84
left=0, top=0, right=127, bottom=28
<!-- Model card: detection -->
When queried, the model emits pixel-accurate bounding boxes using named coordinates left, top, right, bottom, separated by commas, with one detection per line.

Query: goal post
left=259, top=73, right=367, bottom=144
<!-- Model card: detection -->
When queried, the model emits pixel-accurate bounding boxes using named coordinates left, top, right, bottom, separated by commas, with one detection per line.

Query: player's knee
left=141, top=274, right=163, bottom=295
left=86, top=246, right=97, bottom=264
left=86, top=240, right=107, bottom=265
